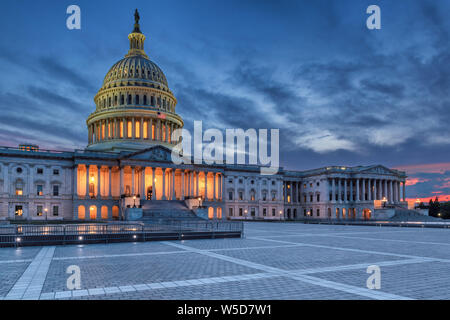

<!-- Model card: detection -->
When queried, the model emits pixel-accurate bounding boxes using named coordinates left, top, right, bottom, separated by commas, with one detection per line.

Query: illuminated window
left=152, top=124, right=155, bottom=139
left=37, top=185, right=43, bottom=196
left=127, top=120, right=132, bottom=138
left=101, top=123, right=105, bottom=139
left=162, top=124, right=166, bottom=141
left=120, top=120, right=124, bottom=138
left=15, top=205, right=23, bottom=216
left=135, top=121, right=140, bottom=138
left=16, top=188, right=23, bottom=196
left=143, top=121, right=148, bottom=139
left=37, top=205, right=43, bottom=216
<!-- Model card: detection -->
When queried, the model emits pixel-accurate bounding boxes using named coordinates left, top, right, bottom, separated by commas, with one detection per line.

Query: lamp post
left=44, top=207, right=48, bottom=221
left=133, top=195, right=136, bottom=208
left=382, top=196, right=387, bottom=208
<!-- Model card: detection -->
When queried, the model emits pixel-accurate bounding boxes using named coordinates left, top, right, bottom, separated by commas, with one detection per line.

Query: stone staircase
left=390, top=206, right=441, bottom=222
left=140, top=200, right=205, bottom=223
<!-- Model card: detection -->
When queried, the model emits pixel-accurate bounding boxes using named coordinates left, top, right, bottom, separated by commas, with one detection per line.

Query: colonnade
left=88, top=117, right=181, bottom=145
left=74, top=164, right=224, bottom=201
left=329, top=178, right=405, bottom=203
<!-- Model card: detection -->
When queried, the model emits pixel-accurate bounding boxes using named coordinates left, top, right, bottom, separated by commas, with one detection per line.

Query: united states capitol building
left=0, top=13, right=407, bottom=222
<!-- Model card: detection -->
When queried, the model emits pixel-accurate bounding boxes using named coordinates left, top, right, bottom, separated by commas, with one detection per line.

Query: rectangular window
left=239, top=208, right=243, bottom=216
left=272, top=208, right=275, bottom=216
left=317, top=194, right=320, bottom=202
left=317, top=209, right=320, bottom=217
left=37, top=205, right=43, bottom=216
left=53, top=206, right=59, bottom=216
left=135, top=120, right=140, bottom=138
left=143, top=121, right=148, bottom=139
left=53, top=185, right=59, bottom=196
left=263, top=208, right=267, bottom=216
left=37, top=185, right=43, bottom=196
left=228, top=192, right=233, bottom=200
left=53, top=169, right=59, bottom=175
left=15, top=205, right=23, bottom=216
left=37, top=168, right=43, bottom=174
left=238, top=192, right=243, bottom=201
left=120, top=120, right=124, bottom=138
left=229, top=208, right=233, bottom=216
left=251, top=208, right=255, bottom=216
left=15, top=188, right=23, bottom=196
left=127, top=120, right=132, bottom=138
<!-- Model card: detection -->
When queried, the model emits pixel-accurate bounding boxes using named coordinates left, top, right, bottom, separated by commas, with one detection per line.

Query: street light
left=44, top=207, right=48, bottom=221
left=133, top=195, right=136, bottom=208
left=382, top=197, right=387, bottom=208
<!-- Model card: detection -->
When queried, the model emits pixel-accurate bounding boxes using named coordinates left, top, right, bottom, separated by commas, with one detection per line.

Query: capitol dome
left=86, top=10, right=183, bottom=153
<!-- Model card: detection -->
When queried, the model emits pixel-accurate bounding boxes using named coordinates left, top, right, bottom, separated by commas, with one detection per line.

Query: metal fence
left=0, top=221, right=243, bottom=247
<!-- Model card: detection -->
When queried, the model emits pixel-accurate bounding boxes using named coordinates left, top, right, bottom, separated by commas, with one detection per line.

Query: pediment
left=359, top=165, right=396, bottom=175
left=122, top=145, right=173, bottom=162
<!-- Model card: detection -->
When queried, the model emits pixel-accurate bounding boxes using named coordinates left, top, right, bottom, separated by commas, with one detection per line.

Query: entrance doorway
left=15, top=205, right=23, bottom=217
left=147, top=186, right=153, bottom=200
left=363, top=208, right=372, bottom=220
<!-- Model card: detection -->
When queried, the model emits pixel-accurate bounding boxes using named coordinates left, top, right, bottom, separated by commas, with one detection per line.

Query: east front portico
left=73, top=145, right=225, bottom=221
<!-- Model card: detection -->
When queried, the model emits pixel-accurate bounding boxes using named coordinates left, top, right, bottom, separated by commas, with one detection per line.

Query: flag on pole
left=157, top=112, right=166, bottom=119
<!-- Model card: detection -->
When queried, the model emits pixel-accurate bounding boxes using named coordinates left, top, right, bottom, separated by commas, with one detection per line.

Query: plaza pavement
left=1, top=222, right=449, bottom=300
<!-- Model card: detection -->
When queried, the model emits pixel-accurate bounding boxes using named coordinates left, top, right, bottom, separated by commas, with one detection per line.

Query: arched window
left=120, top=95, right=124, bottom=105
left=78, top=205, right=86, bottom=220
left=135, top=95, right=139, bottom=105
left=101, top=206, right=108, bottom=219
left=112, top=206, right=120, bottom=220
left=208, top=207, right=214, bottom=219
left=127, top=94, right=132, bottom=104
left=89, top=205, right=97, bottom=220
left=151, top=96, right=155, bottom=106
left=143, top=95, right=147, bottom=105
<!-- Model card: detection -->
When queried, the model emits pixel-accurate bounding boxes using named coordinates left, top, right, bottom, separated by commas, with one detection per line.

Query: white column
left=108, top=166, right=112, bottom=198
left=181, top=171, right=185, bottom=200
left=356, top=179, right=360, bottom=202
left=131, top=167, right=135, bottom=195
left=97, top=166, right=101, bottom=198
left=350, top=179, right=353, bottom=202
left=205, top=172, right=208, bottom=201
left=362, top=179, right=366, bottom=202
left=140, top=118, right=144, bottom=140
left=74, top=165, right=78, bottom=198
left=152, top=168, right=156, bottom=200
left=141, top=167, right=146, bottom=199
left=390, top=180, right=394, bottom=203
left=337, top=178, right=341, bottom=203
left=368, top=179, right=372, bottom=201
left=332, top=178, right=336, bottom=202
left=343, top=179, right=347, bottom=202
left=162, top=168, right=166, bottom=200
left=213, top=173, right=217, bottom=201
left=120, top=166, right=124, bottom=195
left=172, top=169, right=176, bottom=200
left=196, top=171, right=200, bottom=198
left=86, top=165, right=90, bottom=197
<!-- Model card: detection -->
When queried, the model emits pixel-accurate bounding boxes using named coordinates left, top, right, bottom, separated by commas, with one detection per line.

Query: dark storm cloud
left=37, top=57, right=96, bottom=92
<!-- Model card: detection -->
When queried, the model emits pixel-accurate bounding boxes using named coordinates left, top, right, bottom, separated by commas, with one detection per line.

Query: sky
left=0, top=0, right=450, bottom=202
